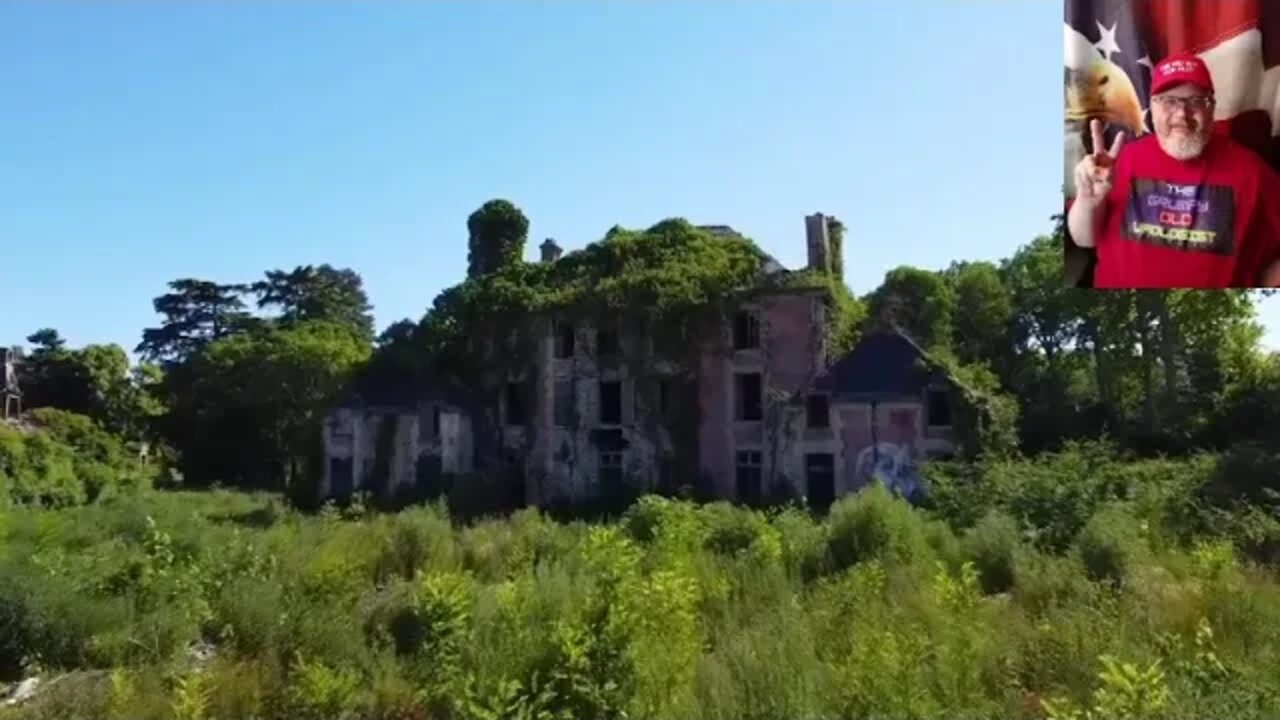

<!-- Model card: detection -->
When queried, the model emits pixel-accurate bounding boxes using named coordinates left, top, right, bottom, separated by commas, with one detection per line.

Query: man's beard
left=1158, top=126, right=1210, bottom=160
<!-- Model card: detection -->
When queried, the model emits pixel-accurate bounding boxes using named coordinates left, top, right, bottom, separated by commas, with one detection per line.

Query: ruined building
left=321, top=214, right=958, bottom=509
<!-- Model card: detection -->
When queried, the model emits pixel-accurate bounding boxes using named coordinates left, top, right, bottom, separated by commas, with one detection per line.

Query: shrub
left=3, top=430, right=84, bottom=508
left=406, top=570, right=474, bottom=701
left=1042, top=655, right=1171, bottom=720
left=370, top=505, right=457, bottom=583
left=963, top=511, right=1024, bottom=594
left=699, top=503, right=781, bottom=564
left=0, top=410, right=151, bottom=509
left=920, top=459, right=994, bottom=531
left=0, top=582, right=37, bottom=681
left=1078, top=504, right=1149, bottom=587
left=923, top=517, right=964, bottom=572
left=979, top=443, right=1138, bottom=553
left=1012, top=551, right=1093, bottom=618
left=622, top=494, right=672, bottom=544
left=769, top=505, right=830, bottom=582
left=284, top=654, right=364, bottom=720
left=1200, top=443, right=1280, bottom=513
left=209, top=577, right=284, bottom=655
left=1221, top=504, right=1280, bottom=566
left=693, top=611, right=822, bottom=720
left=826, top=483, right=929, bottom=571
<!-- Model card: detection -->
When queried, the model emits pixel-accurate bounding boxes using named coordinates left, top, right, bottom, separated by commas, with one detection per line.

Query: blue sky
left=2, top=1, right=1277, bottom=354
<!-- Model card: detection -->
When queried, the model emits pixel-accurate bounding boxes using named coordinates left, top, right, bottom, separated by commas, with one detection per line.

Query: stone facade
left=509, top=317, right=675, bottom=505
left=696, top=289, right=829, bottom=501
left=320, top=400, right=473, bottom=499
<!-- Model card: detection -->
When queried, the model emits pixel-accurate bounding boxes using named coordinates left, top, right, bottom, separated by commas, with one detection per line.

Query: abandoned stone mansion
left=322, top=214, right=959, bottom=509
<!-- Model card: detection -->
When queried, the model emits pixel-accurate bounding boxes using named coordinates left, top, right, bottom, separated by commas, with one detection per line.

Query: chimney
left=805, top=213, right=830, bottom=274
left=540, top=238, right=562, bottom=263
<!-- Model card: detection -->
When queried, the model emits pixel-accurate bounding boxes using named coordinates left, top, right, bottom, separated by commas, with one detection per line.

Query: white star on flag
left=1094, top=20, right=1123, bottom=60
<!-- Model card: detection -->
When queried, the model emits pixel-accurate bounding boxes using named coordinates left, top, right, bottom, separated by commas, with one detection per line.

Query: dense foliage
left=465, top=199, right=530, bottom=279
left=1, top=443, right=1278, bottom=719
left=0, top=409, right=155, bottom=508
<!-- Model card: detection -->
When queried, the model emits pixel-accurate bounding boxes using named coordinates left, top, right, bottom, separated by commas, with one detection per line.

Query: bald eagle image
left=1063, top=24, right=1148, bottom=199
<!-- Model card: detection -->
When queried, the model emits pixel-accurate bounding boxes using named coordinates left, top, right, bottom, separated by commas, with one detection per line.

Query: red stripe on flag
left=1136, top=0, right=1261, bottom=57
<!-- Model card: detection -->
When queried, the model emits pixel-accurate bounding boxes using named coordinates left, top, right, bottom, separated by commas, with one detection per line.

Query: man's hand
left=1074, top=119, right=1126, bottom=205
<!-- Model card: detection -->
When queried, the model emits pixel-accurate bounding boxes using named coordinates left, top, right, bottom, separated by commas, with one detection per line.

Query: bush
left=0, top=410, right=151, bottom=509
left=826, top=483, right=929, bottom=571
left=1219, top=504, right=1280, bottom=566
left=769, top=505, right=830, bottom=582
left=963, top=511, right=1024, bottom=594
left=699, top=503, right=781, bottom=564
left=3, top=474, right=1280, bottom=718
left=209, top=577, right=284, bottom=655
left=1200, top=443, right=1280, bottom=513
left=0, top=582, right=37, bottom=681
left=1078, top=504, right=1149, bottom=587
left=284, top=654, right=364, bottom=720
left=369, top=505, right=457, bottom=583
left=2, top=430, right=83, bottom=507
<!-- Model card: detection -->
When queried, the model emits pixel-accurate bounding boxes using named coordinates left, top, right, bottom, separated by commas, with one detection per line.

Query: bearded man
left=1068, top=53, right=1280, bottom=288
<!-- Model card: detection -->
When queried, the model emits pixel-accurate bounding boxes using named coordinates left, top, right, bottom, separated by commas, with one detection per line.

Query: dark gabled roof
left=808, top=328, right=943, bottom=401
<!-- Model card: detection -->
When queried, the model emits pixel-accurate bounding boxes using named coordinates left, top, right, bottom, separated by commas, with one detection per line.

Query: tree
left=136, top=279, right=254, bottom=364
left=866, top=266, right=954, bottom=351
left=252, top=265, right=375, bottom=342
left=944, top=261, right=1014, bottom=370
left=175, top=321, right=370, bottom=491
left=18, top=332, right=156, bottom=440
left=1001, top=236, right=1081, bottom=360
left=18, top=329, right=69, bottom=409
left=466, top=199, right=530, bottom=278
left=25, top=328, right=65, bottom=354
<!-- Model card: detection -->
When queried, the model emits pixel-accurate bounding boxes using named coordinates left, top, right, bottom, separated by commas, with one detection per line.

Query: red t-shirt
left=1094, top=133, right=1280, bottom=288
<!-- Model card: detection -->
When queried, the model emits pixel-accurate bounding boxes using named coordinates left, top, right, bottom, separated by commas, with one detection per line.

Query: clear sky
left=3, top=1, right=1277, bottom=354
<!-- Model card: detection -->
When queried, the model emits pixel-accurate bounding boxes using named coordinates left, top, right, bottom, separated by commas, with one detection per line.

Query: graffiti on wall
left=854, top=442, right=923, bottom=500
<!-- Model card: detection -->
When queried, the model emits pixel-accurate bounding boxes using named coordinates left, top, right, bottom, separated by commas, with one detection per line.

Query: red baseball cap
left=1151, top=53, right=1215, bottom=96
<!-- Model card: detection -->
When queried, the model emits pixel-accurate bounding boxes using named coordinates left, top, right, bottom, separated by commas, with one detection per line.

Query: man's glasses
left=1152, top=95, right=1214, bottom=112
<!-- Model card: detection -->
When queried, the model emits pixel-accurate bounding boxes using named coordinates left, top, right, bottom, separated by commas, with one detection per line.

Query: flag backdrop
left=1063, top=0, right=1280, bottom=285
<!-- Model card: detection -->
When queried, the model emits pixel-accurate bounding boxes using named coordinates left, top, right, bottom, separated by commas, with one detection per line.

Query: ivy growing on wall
left=361, top=211, right=869, bottom=486
left=371, top=216, right=868, bottom=392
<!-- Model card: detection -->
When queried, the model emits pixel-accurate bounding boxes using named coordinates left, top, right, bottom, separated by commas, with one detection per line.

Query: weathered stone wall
left=698, top=335, right=734, bottom=497
left=700, top=293, right=827, bottom=500
left=321, top=402, right=472, bottom=499
left=837, top=405, right=872, bottom=495
left=524, top=321, right=665, bottom=504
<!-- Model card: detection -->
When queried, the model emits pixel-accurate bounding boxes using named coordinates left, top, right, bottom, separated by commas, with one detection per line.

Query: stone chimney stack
left=540, top=238, right=562, bottom=263
left=805, top=213, right=845, bottom=282
left=805, top=213, right=830, bottom=274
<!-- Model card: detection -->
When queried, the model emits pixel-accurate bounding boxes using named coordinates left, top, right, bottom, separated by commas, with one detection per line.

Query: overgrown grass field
left=2, top=444, right=1280, bottom=719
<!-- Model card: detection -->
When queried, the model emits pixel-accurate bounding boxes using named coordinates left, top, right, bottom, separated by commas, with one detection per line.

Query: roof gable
left=810, top=329, right=942, bottom=401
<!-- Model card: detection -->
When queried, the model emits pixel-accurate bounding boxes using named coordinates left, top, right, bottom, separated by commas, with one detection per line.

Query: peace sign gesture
left=1074, top=118, right=1127, bottom=204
